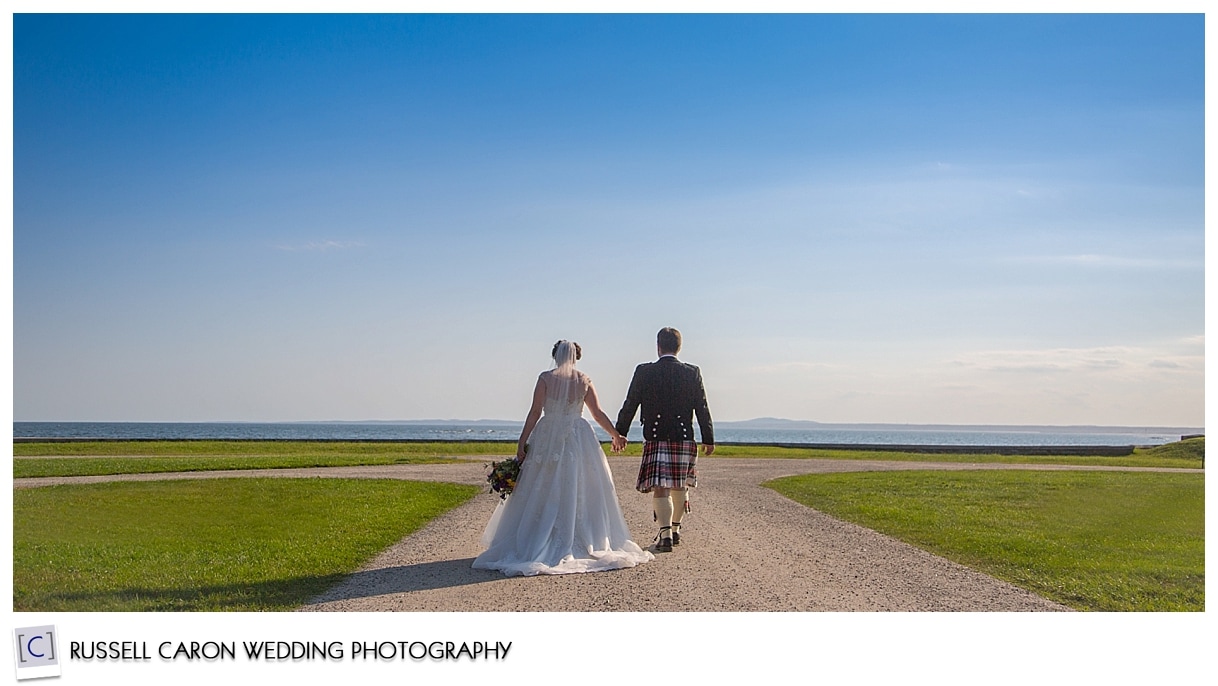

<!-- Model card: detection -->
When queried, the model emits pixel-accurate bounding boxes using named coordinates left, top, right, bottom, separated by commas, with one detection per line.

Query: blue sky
left=12, top=14, right=1205, bottom=426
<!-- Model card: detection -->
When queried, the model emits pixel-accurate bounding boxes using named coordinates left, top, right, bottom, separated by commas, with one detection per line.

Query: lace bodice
left=540, top=369, right=589, bottom=419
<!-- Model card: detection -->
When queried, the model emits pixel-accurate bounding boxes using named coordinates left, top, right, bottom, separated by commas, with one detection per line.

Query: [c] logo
left=12, top=625, right=61, bottom=680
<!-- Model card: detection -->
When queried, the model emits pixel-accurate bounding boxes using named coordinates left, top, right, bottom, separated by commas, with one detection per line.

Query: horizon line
left=13, top=418, right=1205, bottom=431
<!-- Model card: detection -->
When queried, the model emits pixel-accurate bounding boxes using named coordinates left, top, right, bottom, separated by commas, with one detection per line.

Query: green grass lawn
left=13, top=478, right=480, bottom=611
left=12, top=437, right=1203, bottom=478
left=12, top=441, right=501, bottom=478
left=704, top=437, right=1203, bottom=469
left=765, top=470, right=1204, bottom=611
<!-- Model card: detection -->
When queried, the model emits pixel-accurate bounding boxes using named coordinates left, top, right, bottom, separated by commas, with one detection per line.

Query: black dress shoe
left=655, top=527, right=673, bottom=552
left=671, top=529, right=681, bottom=545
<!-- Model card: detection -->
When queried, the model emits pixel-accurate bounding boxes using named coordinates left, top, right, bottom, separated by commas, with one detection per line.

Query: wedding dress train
left=473, top=369, right=653, bottom=576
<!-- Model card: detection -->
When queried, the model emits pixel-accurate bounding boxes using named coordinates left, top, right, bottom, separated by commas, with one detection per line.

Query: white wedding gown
left=473, top=369, right=653, bottom=576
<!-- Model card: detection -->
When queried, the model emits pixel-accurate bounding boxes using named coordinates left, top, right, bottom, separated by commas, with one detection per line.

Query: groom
left=615, top=327, right=714, bottom=553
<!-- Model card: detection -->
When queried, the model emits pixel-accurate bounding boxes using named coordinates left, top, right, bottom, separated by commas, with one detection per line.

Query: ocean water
left=12, top=422, right=1196, bottom=447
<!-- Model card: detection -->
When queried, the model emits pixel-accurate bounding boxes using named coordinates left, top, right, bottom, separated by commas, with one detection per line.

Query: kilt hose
left=635, top=440, right=698, bottom=493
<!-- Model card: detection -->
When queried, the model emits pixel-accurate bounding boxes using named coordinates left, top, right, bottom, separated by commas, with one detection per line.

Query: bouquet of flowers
left=486, top=456, right=522, bottom=499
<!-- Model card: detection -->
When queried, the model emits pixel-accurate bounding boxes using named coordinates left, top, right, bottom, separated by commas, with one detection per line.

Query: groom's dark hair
left=657, top=327, right=681, bottom=354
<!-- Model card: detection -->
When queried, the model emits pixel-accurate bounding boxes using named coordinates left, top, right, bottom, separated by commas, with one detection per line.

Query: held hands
left=611, top=434, right=627, bottom=453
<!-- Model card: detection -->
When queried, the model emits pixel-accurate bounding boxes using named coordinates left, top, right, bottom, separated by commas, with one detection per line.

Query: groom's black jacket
left=615, top=356, right=713, bottom=445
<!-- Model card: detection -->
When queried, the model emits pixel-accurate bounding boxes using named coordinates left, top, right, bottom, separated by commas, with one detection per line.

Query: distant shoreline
left=13, top=421, right=1199, bottom=450
left=11, top=436, right=1186, bottom=457
left=13, top=419, right=1204, bottom=434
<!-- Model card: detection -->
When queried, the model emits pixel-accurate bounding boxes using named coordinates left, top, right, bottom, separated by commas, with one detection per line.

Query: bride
left=473, top=340, right=654, bottom=576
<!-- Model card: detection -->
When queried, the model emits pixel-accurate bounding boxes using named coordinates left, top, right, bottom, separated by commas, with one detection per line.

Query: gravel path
left=20, top=457, right=1196, bottom=612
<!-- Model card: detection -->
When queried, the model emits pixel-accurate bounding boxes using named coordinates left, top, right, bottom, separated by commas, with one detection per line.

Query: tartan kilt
left=636, top=440, right=698, bottom=493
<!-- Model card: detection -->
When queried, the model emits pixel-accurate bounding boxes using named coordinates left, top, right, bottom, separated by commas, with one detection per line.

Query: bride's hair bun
left=552, top=340, right=582, bottom=361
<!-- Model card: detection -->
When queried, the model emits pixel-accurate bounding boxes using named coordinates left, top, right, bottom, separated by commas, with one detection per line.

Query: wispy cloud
left=273, top=240, right=366, bottom=252
left=1006, top=254, right=1198, bottom=269
left=952, top=346, right=1200, bottom=376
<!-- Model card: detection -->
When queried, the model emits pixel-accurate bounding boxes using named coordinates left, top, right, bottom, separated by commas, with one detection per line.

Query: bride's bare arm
left=584, top=382, right=627, bottom=452
left=517, top=376, right=546, bottom=460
